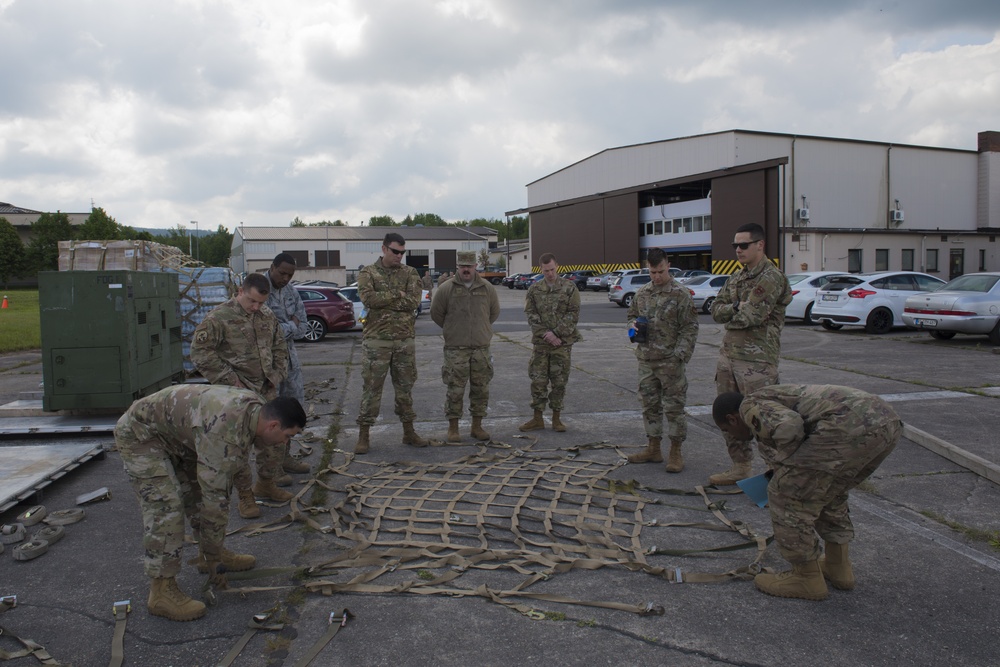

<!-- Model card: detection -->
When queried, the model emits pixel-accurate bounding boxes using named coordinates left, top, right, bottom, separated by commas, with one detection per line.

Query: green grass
left=0, top=289, right=41, bottom=352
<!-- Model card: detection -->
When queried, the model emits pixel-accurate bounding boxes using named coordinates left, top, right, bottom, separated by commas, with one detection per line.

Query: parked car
left=294, top=286, right=356, bottom=341
left=676, top=269, right=710, bottom=283
left=609, top=273, right=652, bottom=307
left=685, top=274, right=730, bottom=313
left=561, top=270, right=598, bottom=291
left=503, top=273, right=528, bottom=289
left=336, top=285, right=366, bottom=331
left=586, top=271, right=622, bottom=291
left=811, top=271, right=946, bottom=334
left=515, top=273, right=543, bottom=290
left=902, top=272, right=1000, bottom=344
left=417, top=289, right=431, bottom=316
left=785, top=271, right=850, bottom=322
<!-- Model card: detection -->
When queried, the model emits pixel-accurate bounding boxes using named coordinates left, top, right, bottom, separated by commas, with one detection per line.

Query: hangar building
left=507, top=129, right=1000, bottom=279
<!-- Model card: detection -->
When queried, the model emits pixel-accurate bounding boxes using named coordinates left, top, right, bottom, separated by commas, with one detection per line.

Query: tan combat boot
left=551, top=411, right=566, bottom=432
left=665, top=439, right=684, bottom=473
left=274, top=473, right=293, bottom=487
left=189, top=547, right=257, bottom=573
left=253, top=478, right=294, bottom=502
left=148, top=577, right=206, bottom=622
left=355, top=426, right=370, bottom=454
left=754, top=560, right=829, bottom=601
left=402, top=422, right=429, bottom=447
left=282, top=443, right=310, bottom=474
left=447, top=418, right=462, bottom=443
left=820, top=542, right=855, bottom=590
left=470, top=417, right=490, bottom=441
left=237, top=486, right=261, bottom=519
left=708, top=462, right=752, bottom=486
left=627, top=437, right=663, bottom=464
left=519, top=410, right=545, bottom=432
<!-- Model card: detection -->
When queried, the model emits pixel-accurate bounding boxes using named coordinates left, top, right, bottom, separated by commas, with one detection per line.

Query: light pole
left=189, top=220, right=199, bottom=260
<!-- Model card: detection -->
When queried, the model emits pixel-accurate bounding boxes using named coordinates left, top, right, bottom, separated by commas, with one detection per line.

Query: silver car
left=684, top=274, right=730, bottom=313
left=902, top=272, right=1000, bottom=344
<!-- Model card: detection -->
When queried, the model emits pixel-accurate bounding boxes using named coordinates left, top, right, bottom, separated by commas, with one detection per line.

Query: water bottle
left=630, top=316, right=648, bottom=344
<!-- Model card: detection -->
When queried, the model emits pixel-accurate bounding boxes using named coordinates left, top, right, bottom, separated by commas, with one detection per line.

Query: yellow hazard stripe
left=712, top=258, right=782, bottom=275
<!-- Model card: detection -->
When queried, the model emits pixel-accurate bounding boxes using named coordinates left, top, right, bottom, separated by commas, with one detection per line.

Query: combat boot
left=708, top=462, right=752, bottom=486
left=274, top=473, right=293, bottom=487
left=253, top=478, right=294, bottom=502
left=551, top=411, right=566, bottom=432
left=754, top=560, right=829, bottom=601
left=282, top=452, right=310, bottom=475
left=402, top=422, right=429, bottom=447
left=148, top=577, right=206, bottom=622
left=189, top=548, right=256, bottom=573
left=447, top=419, right=462, bottom=443
left=237, top=486, right=261, bottom=519
left=519, top=410, right=545, bottom=432
left=470, top=417, right=490, bottom=441
left=355, top=426, right=370, bottom=454
left=627, top=437, right=663, bottom=464
left=665, top=439, right=684, bottom=473
left=820, top=542, right=855, bottom=590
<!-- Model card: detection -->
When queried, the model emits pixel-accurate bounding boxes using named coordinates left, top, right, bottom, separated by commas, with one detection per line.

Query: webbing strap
left=216, top=608, right=284, bottom=667
left=108, top=600, right=130, bottom=667
left=0, top=626, right=61, bottom=665
left=292, top=609, right=353, bottom=667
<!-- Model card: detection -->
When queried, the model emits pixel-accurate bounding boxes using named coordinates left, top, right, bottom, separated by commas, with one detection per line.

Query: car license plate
left=913, top=318, right=937, bottom=327
left=822, top=294, right=838, bottom=301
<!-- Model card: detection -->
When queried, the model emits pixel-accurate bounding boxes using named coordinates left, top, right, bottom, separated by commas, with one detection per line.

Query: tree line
left=0, top=208, right=233, bottom=286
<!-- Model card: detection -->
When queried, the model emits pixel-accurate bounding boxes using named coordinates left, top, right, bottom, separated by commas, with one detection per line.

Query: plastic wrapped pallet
left=162, top=266, right=239, bottom=373
left=58, top=239, right=195, bottom=272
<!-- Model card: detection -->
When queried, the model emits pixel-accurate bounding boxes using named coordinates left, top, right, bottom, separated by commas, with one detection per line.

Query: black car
left=503, top=273, right=528, bottom=289
left=561, top=270, right=598, bottom=291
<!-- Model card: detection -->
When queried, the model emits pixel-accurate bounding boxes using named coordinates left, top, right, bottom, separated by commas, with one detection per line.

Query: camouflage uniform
left=741, top=384, right=901, bottom=563
left=190, top=297, right=288, bottom=483
left=627, top=279, right=699, bottom=440
left=356, top=257, right=423, bottom=426
left=430, top=273, right=501, bottom=418
left=264, top=273, right=308, bottom=409
left=524, top=276, right=581, bottom=411
left=115, top=385, right=264, bottom=577
left=711, top=259, right=793, bottom=464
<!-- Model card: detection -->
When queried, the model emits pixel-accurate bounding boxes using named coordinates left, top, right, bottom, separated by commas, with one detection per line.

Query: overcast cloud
left=1, top=0, right=998, bottom=231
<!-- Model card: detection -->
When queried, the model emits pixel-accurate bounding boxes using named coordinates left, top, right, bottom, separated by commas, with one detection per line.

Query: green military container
left=39, top=270, right=185, bottom=411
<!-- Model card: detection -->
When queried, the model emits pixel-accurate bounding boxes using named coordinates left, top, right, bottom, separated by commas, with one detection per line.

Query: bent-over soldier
left=430, top=250, right=501, bottom=442
left=626, top=248, right=699, bottom=472
left=190, top=272, right=293, bottom=517
left=116, top=385, right=305, bottom=621
left=709, top=222, right=792, bottom=486
left=713, top=384, right=901, bottom=601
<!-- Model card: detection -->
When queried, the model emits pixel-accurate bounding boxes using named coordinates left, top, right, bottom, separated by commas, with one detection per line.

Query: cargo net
left=300, top=447, right=772, bottom=617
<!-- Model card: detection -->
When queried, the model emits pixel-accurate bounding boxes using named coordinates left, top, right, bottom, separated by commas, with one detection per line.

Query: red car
left=295, top=286, right=356, bottom=342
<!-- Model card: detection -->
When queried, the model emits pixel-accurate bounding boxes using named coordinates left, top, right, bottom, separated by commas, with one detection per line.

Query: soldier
left=712, top=384, right=901, bottom=601
left=430, top=250, right=501, bottom=442
left=115, top=384, right=306, bottom=621
left=708, top=223, right=793, bottom=486
left=190, top=272, right=293, bottom=518
left=355, top=232, right=428, bottom=453
left=625, top=249, right=699, bottom=472
left=421, top=269, right=434, bottom=298
left=519, top=252, right=581, bottom=432
left=263, top=253, right=312, bottom=482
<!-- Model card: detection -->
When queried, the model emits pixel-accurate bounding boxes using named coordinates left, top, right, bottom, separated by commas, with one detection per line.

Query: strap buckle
left=329, top=610, right=350, bottom=627
left=113, top=600, right=131, bottom=616
left=1, top=595, right=15, bottom=609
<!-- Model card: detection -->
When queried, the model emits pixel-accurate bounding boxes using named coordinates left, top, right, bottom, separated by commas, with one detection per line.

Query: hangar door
left=529, top=194, right=639, bottom=270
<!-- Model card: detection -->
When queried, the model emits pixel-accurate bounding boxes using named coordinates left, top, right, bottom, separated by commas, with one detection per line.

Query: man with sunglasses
left=355, top=232, right=429, bottom=453
left=708, top=223, right=793, bottom=486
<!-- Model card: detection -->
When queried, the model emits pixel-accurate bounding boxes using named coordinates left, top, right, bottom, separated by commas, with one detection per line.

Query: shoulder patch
left=195, top=330, right=209, bottom=343
left=750, top=415, right=762, bottom=432
left=753, top=285, right=765, bottom=297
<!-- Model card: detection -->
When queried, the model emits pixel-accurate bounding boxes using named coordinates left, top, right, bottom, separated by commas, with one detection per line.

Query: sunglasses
left=731, top=241, right=760, bottom=250
left=385, top=246, right=406, bottom=256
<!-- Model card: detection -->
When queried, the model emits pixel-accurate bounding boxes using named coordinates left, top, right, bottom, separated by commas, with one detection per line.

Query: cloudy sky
left=1, top=0, right=998, bottom=231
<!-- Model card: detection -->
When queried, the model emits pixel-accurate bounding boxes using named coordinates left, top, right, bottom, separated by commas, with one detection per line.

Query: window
left=653, top=220, right=662, bottom=235
left=848, top=249, right=863, bottom=273
left=926, top=248, right=939, bottom=272
left=315, top=250, right=341, bottom=267
left=980, top=249, right=986, bottom=272
left=901, top=249, right=914, bottom=271
left=703, top=215, right=712, bottom=231
left=913, top=274, right=945, bottom=291
left=682, top=217, right=694, bottom=233
left=875, top=249, right=889, bottom=271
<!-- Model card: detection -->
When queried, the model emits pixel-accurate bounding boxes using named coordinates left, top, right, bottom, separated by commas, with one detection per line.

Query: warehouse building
left=507, top=129, right=1000, bottom=279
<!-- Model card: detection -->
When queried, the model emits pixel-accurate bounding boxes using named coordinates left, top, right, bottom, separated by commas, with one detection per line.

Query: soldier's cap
left=456, top=251, right=477, bottom=266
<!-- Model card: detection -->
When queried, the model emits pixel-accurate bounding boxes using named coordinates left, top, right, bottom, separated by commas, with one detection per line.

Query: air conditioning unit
left=797, top=208, right=810, bottom=221
left=891, top=210, right=904, bottom=223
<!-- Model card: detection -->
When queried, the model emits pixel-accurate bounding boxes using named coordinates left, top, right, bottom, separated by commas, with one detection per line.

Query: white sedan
left=684, top=274, right=730, bottom=313
left=785, top=271, right=849, bottom=322
left=811, top=271, right=946, bottom=334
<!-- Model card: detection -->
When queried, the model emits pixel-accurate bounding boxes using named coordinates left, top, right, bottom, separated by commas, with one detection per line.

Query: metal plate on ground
left=0, top=444, right=105, bottom=514
left=0, top=415, right=118, bottom=436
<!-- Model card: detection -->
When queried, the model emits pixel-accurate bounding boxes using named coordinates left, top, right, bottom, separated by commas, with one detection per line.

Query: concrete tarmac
left=1, top=286, right=998, bottom=666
